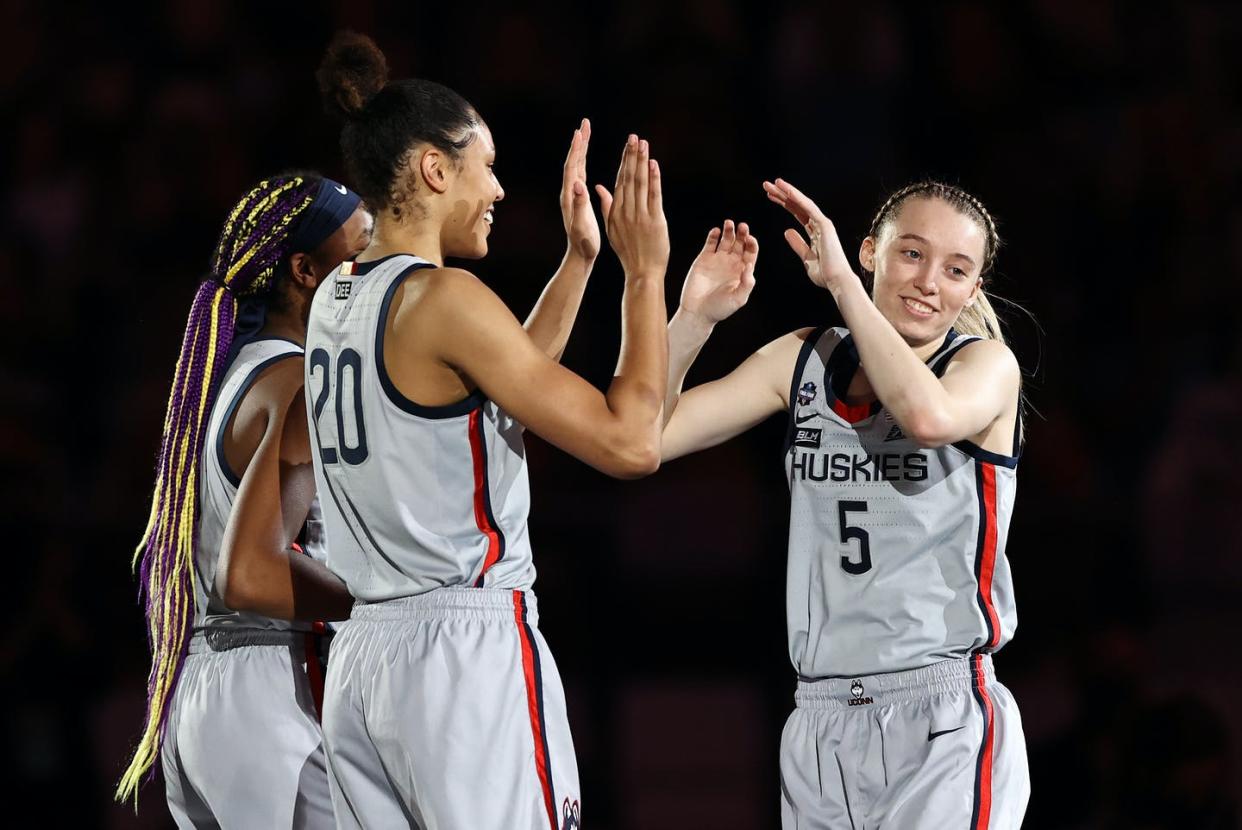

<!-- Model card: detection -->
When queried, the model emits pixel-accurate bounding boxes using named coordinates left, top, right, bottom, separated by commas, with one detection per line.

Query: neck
left=364, top=213, right=445, bottom=266
left=259, top=303, right=308, bottom=346
left=910, top=335, right=947, bottom=363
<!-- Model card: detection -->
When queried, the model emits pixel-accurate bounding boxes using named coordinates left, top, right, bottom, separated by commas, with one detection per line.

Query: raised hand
left=762, top=178, right=859, bottom=296
left=679, top=219, right=758, bottom=325
left=560, top=118, right=600, bottom=261
left=595, top=135, right=670, bottom=278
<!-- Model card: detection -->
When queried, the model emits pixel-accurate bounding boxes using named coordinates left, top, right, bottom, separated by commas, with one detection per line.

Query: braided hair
left=866, top=181, right=1006, bottom=344
left=116, top=174, right=322, bottom=805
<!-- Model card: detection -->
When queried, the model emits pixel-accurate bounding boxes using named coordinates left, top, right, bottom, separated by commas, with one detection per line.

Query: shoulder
left=394, top=266, right=495, bottom=309
left=941, top=338, right=1021, bottom=393
left=945, top=338, right=1019, bottom=376
left=245, top=353, right=306, bottom=414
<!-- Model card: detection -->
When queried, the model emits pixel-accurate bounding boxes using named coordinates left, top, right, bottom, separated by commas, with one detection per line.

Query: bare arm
left=523, top=119, right=600, bottom=362
left=662, top=329, right=805, bottom=461
left=426, top=134, right=670, bottom=478
left=215, top=359, right=354, bottom=621
left=764, top=179, right=1018, bottom=446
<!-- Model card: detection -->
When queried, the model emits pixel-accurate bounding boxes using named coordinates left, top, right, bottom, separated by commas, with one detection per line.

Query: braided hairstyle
left=316, top=31, right=479, bottom=221
left=116, top=174, right=322, bottom=805
left=866, top=181, right=1006, bottom=345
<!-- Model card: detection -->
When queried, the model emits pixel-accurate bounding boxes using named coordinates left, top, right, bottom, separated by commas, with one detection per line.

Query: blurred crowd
left=3, top=1, right=1240, bottom=826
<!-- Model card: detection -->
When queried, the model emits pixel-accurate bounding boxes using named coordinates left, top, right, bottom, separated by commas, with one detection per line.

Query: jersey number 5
left=309, top=347, right=369, bottom=465
left=838, top=500, right=872, bottom=574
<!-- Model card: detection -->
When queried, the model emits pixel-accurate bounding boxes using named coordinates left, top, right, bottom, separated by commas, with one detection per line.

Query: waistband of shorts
left=349, top=587, right=538, bottom=625
left=795, top=655, right=996, bottom=709
left=187, top=628, right=310, bottom=654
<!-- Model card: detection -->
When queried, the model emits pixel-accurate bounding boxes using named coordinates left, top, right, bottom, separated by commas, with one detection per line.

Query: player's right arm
left=657, top=219, right=800, bottom=461
left=417, top=135, right=669, bottom=479
left=215, top=359, right=355, bottom=621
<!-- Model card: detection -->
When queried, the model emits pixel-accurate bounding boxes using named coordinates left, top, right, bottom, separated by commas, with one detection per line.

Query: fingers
left=755, top=177, right=814, bottom=223
left=720, top=219, right=736, bottom=252
left=647, top=157, right=662, bottom=216
left=784, top=228, right=812, bottom=262
left=611, top=134, right=636, bottom=217
left=702, top=226, right=722, bottom=254
left=595, top=184, right=614, bottom=224
left=578, top=118, right=591, bottom=181
left=741, top=224, right=759, bottom=268
left=632, top=138, right=650, bottom=214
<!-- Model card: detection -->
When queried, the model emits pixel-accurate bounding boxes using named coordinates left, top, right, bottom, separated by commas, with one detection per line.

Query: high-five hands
left=560, top=118, right=600, bottom=261
left=679, top=219, right=758, bottom=325
left=763, top=178, right=860, bottom=297
left=596, top=135, right=670, bottom=278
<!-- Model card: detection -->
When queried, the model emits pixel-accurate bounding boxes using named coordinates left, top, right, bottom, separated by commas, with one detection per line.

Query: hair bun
left=317, top=31, right=389, bottom=119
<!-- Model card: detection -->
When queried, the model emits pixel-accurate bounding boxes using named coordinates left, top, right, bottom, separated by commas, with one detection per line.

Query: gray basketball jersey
left=784, top=327, right=1018, bottom=679
left=304, top=254, right=535, bottom=602
left=196, top=337, right=327, bottom=632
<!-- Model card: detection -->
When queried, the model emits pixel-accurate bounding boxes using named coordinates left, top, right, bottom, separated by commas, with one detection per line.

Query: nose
left=494, top=179, right=505, bottom=203
left=912, top=262, right=938, bottom=295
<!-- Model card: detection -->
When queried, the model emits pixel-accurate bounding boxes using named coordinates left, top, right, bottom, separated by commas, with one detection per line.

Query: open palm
left=679, top=219, right=758, bottom=324
left=561, top=118, right=600, bottom=260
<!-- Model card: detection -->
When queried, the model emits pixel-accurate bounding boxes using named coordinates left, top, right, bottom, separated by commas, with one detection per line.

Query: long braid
left=117, top=176, right=319, bottom=806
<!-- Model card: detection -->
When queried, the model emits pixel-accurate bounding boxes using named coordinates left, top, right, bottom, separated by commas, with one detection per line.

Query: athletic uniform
left=161, top=338, right=334, bottom=829
left=305, top=254, right=580, bottom=830
left=779, top=326, right=1029, bottom=829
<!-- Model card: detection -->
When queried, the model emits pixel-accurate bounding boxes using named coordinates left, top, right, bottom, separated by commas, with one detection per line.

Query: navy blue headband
left=288, top=178, right=362, bottom=253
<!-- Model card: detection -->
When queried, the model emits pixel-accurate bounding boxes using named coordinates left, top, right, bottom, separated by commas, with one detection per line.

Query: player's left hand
left=763, top=178, right=860, bottom=298
left=561, top=118, right=601, bottom=262
left=679, top=219, right=758, bottom=325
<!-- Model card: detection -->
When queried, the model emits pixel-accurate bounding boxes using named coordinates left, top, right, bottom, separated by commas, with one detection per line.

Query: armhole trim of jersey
left=216, top=352, right=303, bottom=488
left=783, top=326, right=829, bottom=454
left=952, top=439, right=1020, bottom=469
left=375, top=262, right=487, bottom=419
left=929, top=335, right=981, bottom=378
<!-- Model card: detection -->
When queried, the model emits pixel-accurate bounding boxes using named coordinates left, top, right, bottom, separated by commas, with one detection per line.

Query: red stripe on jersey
left=303, top=633, right=325, bottom=722
left=830, top=398, right=874, bottom=423
left=514, top=591, right=558, bottom=829
left=469, top=409, right=503, bottom=583
left=979, top=463, right=1002, bottom=648
left=972, top=653, right=996, bottom=829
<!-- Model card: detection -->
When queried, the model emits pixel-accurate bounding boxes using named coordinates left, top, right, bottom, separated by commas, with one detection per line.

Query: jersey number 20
left=838, top=500, right=872, bottom=574
left=309, top=347, right=369, bottom=465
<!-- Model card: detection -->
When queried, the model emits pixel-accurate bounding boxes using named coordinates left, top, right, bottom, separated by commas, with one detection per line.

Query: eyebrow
left=897, top=233, right=977, bottom=268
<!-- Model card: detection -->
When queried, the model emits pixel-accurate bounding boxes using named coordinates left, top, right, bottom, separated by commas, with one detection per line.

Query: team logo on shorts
left=848, top=679, right=874, bottom=707
left=797, top=381, right=817, bottom=406
left=561, top=798, right=581, bottom=830
left=334, top=279, right=352, bottom=300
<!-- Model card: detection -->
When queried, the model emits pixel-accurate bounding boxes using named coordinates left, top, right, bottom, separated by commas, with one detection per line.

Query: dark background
left=4, top=0, right=1241, bottom=826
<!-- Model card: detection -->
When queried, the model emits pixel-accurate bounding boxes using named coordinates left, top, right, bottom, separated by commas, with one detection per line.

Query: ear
left=288, top=252, right=318, bottom=289
left=858, top=236, right=877, bottom=273
left=419, top=147, right=451, bottom=195
left=963, top=276, right=983, bottom=308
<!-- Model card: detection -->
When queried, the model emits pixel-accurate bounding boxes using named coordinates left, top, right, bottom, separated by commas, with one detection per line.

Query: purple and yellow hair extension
left=116, top=176, right=320, bottom=804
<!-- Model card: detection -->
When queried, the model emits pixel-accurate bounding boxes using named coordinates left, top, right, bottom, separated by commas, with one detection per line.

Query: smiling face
left=860, top=196, right=987, bottom=347
left=441, top=123, right=504, bottom=259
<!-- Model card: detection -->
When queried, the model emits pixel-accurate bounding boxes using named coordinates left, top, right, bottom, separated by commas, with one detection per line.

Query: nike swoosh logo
left=335, top=184, right=347, bottom=194
left=928, top=726, right=966, bottom=741
left=795, top=413, right=819, bottom=423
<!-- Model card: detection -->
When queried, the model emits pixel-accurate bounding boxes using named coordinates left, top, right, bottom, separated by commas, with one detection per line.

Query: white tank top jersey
left=195, top=337, right=326, bottom=632
left=784, top=326, right=1019, bottom=679
left=304, top=254, right=535, bottom=602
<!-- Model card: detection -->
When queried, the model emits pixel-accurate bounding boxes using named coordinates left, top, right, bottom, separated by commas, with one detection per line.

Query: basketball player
left=118, top=173, right=371, bottom=829
left=309, top=32, right=668, bottom=828
left=661, top=180, right=1030, bottom=828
